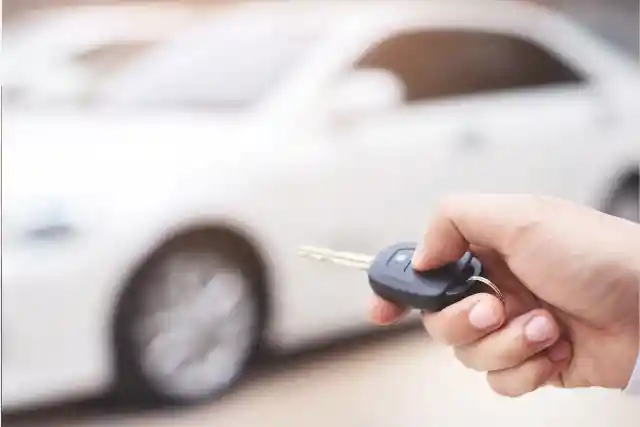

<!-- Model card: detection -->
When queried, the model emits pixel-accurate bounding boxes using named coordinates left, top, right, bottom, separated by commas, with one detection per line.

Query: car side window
left=353, top=30, right=585, bottom=104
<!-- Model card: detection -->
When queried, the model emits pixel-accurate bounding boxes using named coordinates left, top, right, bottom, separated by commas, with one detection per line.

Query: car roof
left=228, top=0, right=559, bottom=27
left=4, top=0, right=575, bottom=65
left=6, top=0, right=562, bottom=34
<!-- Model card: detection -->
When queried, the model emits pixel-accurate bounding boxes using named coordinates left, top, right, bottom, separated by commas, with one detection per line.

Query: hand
left=370, top=195, right=640, bottom=397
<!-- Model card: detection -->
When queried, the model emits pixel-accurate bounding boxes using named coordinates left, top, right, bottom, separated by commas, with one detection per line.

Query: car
left=3, top=0, right=639, bottom=411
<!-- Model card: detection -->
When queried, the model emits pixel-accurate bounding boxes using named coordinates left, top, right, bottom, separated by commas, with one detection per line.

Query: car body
left=3, top=3, right=207, bottom=106
left=3, top=0, right=639, bottom=410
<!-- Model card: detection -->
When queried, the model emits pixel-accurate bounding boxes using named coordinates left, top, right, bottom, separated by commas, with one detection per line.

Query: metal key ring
left=467, top=275, right=505, bottom=303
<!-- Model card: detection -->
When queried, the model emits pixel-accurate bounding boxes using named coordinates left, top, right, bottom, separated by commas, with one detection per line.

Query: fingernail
left=524, top=316, right=554, bottom=343
left=468, top=301, right=501, bottom=329
left=548, top=341, right=571, bottom=362
left=372, top=300, right=401, bottom=326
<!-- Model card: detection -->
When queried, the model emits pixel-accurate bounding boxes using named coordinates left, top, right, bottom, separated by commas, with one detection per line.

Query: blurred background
left=5, top=0, right=639, bottom=56
left=2, top=0, right=639, bottom=426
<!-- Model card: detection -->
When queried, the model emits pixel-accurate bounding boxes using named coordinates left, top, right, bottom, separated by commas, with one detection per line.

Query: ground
left=5, top=328, right=639, bottom=427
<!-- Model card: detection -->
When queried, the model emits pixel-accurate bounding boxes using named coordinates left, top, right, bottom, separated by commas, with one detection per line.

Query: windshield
left=97, top=15, right=319, bottom=109
left=5, top=8, right=319, bottom=110
left=3, top=7, right=201, bottom=107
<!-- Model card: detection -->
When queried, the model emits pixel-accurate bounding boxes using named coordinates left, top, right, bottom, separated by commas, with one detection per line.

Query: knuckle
left=486, top=357, right=552, bottom=398
left=502, top=195, right=563, bottom=252
left=487, top=374, right=527, bottom=398
left=453, top=346, right=484, bottom=371
left=421, top=315, right=445, bottom=342
left=487, top=371, right=530, bottom=398
left=502, top=216, right=542, bottom=254
left=457, top=331, right=532, bottom=372
left=423, top=321, right=457, bottom=346
left=523, top=358, right=554, bottom=391
left=422, top=312, right=460, bottom=346
left=436, top=194, right=470, bottom=220
left=502, top=333, right=533, bottom=363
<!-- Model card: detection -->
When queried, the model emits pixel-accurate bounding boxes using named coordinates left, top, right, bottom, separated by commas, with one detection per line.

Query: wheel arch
left=109, top=220, right=274, bottom=372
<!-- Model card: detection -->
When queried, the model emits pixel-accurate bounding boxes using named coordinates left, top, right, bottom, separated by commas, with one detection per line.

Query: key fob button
left=368, top=242, right=488, bottom=312
left=388, top=249, right=412, bottom=269
left=378, top=248, right=413, bottom=276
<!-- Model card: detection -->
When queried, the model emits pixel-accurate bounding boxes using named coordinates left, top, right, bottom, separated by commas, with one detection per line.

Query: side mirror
left=323, top=69, right=405, bottom=123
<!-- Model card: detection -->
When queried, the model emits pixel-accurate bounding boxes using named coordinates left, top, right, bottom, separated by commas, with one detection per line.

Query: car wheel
left=115, top=233, right=263, bottom=406
left=606, top=177, right=639, bottom=223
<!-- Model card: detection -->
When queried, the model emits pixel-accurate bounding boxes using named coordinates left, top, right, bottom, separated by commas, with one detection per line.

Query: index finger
left=411, top=194, right=555, bottom=270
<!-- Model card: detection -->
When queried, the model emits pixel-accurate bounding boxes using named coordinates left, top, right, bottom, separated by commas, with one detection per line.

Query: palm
left=483, top=241, right=639, bottom=390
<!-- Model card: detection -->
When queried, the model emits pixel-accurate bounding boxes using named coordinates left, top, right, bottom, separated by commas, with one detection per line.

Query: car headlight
left=3, top=201, right=77, bottom=246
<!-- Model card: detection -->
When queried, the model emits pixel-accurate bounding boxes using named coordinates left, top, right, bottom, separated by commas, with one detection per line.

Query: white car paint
left=3, top=3, right=206, bottom=105
left=3, top=0, right=639, bottom=410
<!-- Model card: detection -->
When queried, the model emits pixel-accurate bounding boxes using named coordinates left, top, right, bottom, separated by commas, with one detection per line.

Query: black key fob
left=367, top=242, right=489, bottom=312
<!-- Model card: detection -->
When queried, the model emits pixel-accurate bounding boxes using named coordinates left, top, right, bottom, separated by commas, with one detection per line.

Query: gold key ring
left=467, top=276, right=505, bottom=303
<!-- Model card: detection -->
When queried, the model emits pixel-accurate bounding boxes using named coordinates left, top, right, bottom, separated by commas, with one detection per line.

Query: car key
left=297, top=242, right=503, bottom=312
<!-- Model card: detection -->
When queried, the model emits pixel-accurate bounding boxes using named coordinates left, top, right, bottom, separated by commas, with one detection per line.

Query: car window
left=353, top=30, right=585, bottom=104
left=73, top=42, right=159, bottom=80
left=98, top=17, right=320, bottom=109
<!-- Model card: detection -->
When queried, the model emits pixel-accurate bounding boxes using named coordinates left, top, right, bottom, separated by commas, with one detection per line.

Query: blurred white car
left=3, top=0, right=639, bottom=410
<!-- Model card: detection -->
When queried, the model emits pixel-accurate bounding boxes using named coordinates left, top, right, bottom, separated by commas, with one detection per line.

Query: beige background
left=5, top=329, right=639, bottom=427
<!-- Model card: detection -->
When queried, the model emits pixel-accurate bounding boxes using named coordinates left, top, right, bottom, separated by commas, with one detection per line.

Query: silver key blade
left=296, top=246, right=373, bottom=271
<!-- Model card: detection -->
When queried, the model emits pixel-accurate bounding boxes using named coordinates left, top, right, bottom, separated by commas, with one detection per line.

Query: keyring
left=467, top=275, right=505, bottom=303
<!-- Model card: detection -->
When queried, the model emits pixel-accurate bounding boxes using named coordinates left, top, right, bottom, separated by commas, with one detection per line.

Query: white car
left=3, top=0, right=639, bottom=410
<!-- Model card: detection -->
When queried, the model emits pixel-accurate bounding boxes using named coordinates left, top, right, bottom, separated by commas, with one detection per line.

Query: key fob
left=367, top=242, right=487, bottom=312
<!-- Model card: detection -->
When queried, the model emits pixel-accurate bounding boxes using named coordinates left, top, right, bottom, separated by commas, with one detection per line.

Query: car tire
left=606, top=176, right=639, bottom=223
left=114, top=232, right=263, bottom=407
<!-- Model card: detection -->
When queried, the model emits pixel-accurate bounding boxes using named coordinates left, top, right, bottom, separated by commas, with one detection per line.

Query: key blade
left=297, top=246, right=374, bottom=263
left=296, top=246, right=373, bottom=271
left=297, top=246, right=374, bottom=265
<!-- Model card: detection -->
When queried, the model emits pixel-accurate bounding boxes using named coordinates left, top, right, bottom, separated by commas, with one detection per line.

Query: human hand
left=370, top=195, right=640, bottom=397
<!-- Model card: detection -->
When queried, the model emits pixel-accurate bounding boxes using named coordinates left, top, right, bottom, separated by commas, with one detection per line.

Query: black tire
left=606, top=176, right=639, bottom=223
left=114, top=232, right=264, bottom=407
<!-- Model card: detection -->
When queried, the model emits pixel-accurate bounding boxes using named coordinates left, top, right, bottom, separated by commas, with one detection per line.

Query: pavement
left=4, top=328, right=639, bottom=427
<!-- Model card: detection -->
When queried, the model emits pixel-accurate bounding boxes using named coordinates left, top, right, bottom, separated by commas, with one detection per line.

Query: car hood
left=4, top=109, right=271, bottom=187
left=2, top=110, right=278, bottom=226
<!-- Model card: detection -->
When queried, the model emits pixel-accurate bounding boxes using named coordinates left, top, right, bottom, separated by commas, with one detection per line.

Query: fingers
left=453, top=309, right=560, bottom=371
left=422, top=298, right=571, bottom=398
left=467, top=245, right=537, bottom=319
left=422, top=293, right=505, bottom=346
left=487, top=340, right=571, bottom=397
left=370, top=296, right=408, bottom=325
left=411, top=194, right=554, bottom=270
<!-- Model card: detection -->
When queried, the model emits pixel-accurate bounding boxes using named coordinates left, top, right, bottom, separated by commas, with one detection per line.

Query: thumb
left=411, top=213, right=469, bottom=270
left=410, top=194, right=550, bottom=270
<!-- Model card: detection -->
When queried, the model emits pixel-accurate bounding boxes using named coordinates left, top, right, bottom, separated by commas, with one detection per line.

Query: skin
left=370, top=194, right=640, bottom=397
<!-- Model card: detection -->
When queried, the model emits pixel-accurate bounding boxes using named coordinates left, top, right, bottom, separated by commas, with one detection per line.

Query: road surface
left=5, top=328, right=639, bottom=427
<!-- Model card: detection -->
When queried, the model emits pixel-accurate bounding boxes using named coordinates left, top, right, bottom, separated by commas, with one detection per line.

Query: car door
left=414, top=27, right=615, bottom=205
left=317, top=25, right=618, bottom=239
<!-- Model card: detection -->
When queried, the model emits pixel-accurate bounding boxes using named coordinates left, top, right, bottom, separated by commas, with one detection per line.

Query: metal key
left=297, top=242, right=503, bottom=312
left=296, top=246, right=374, bottom=270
